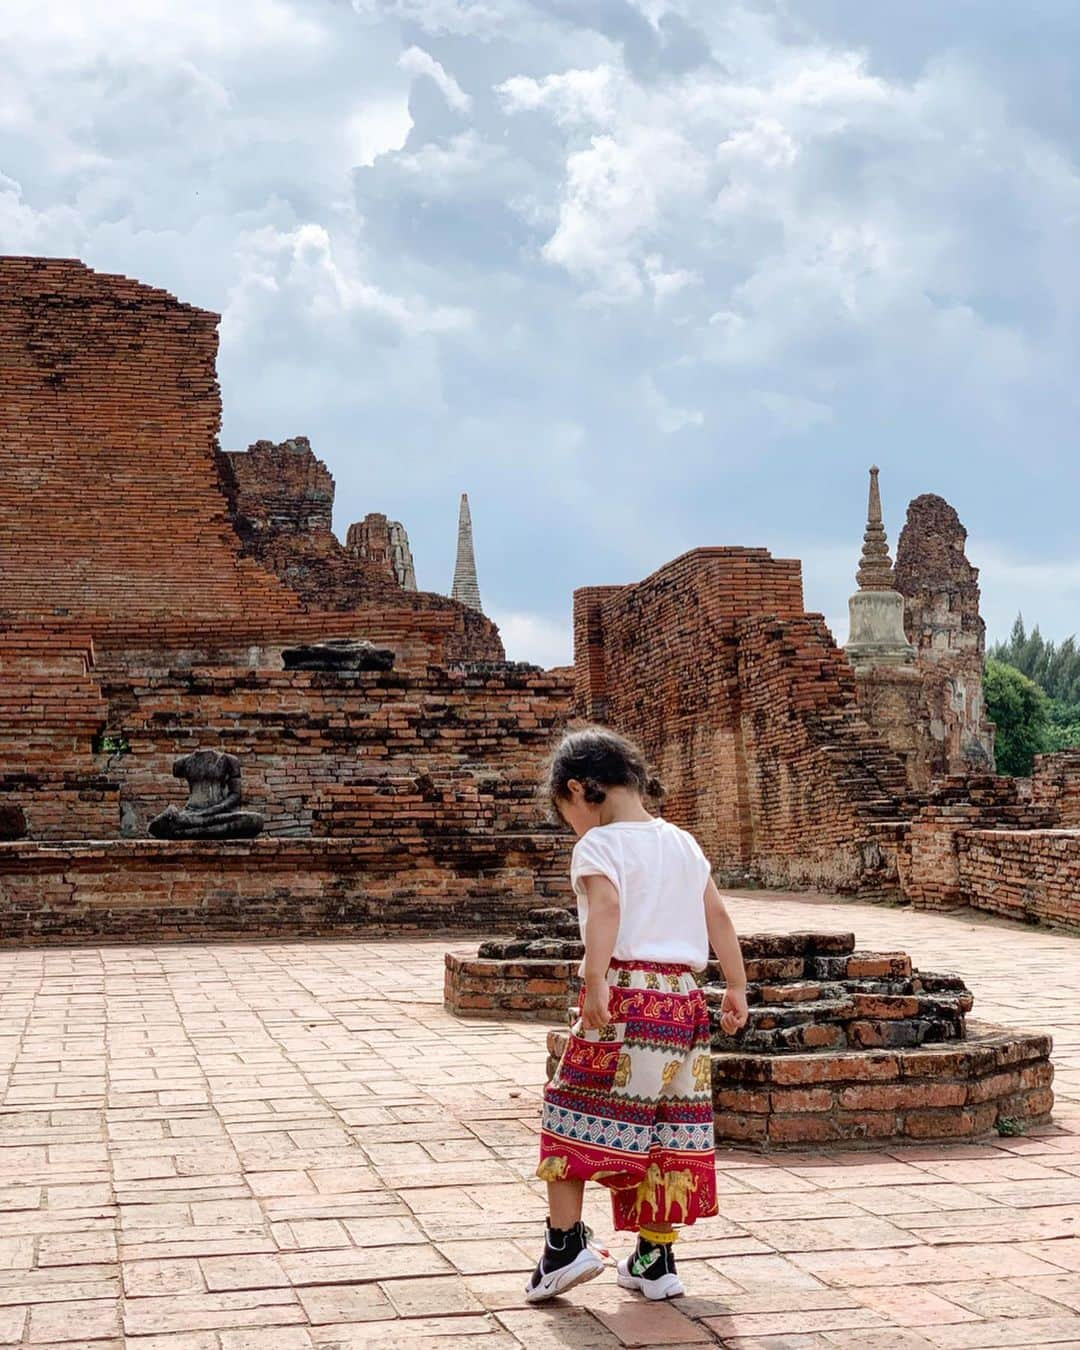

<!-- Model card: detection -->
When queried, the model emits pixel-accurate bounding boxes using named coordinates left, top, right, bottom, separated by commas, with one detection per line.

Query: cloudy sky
left=4, top=0, right=1079, bottom=666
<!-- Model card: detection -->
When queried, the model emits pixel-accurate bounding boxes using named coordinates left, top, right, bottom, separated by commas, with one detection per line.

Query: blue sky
left=4, top=0, right=1079, bottom=665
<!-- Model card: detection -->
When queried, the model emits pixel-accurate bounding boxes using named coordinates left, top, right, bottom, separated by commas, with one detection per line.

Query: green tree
left=983, top=657, right=1050, bottom=776
left=1046, top=698, right=1080, bottom=753
left=991, top=614, right=1080, bottom=704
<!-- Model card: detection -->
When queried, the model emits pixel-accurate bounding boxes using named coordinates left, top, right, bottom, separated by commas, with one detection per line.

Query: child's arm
left=704, top=877, right=750, bottom=1034
left=580, top=874, right=620, bottom=1030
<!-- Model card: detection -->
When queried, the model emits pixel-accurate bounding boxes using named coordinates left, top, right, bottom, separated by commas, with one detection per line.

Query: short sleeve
left=570, top=830, right=620, bottom=900
left=684, top=829, right=713, bottom=891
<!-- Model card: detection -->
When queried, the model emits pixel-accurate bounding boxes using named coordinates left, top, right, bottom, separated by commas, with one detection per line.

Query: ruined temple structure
left=219, top=436, right=463, bottom=628
left=575, top=547, right=913, bottom=896
left=346, top=513, right=417, bottom=591
left=848, top=471, right=995, bottom=792
left=445, top=910, right=1053, bottom=1148
left=2, top=253, right=1079, bottom=942
left=0, top=256, right=572, bottom=939
left=894, top=493, right=996, bottom=777
left=573, top=507, right=1080, bottom=918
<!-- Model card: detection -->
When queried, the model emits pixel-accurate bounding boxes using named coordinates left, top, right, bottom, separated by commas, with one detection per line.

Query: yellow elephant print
left=660, top=1059, right=681, bottom=1092
left=692, top=1054, right=712, bottom=1092
left=629, top=1163, right=664, bottom=1220
left=662, top=1169, right=699, bottom=1219
left=644, top=972, right=660, bottom=990
left=614, top=1053, right=632, bottom=1088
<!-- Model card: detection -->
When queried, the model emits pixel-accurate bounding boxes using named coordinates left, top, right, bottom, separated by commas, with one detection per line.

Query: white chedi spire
left=451, top=492, right=483, bottom=613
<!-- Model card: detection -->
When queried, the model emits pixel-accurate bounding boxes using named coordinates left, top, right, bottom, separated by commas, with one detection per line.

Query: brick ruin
left=574, top=548, right=911, bottom=896
left=851, top=490, right=996, bottom=792
left=0, top=256, right=571, bottom=936
left=2, top=253, right=1080, bottom=946
left=446, top=912, right=1053, bottom=1148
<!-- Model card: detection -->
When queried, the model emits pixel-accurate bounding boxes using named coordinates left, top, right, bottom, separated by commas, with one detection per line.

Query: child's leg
left=525, top=1178, right=604, bottom=1303
left=618, top=1221, right=684, bottom=1300
left=546, top=1177, right=585, bottom=1230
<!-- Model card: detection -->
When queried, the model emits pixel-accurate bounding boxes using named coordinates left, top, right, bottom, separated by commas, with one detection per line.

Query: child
left=526, top=726, right=749, bottom=1304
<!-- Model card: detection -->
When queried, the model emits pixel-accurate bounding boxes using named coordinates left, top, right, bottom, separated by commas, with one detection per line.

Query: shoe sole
left=524, top=1251, right=605, bottom=1303
left=616, top=1259, right=685, bottom=1301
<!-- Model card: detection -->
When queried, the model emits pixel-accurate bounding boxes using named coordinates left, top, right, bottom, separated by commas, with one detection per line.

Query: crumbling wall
left=1031, top=751, right=1080, bottom=827
left=0, top=256, right=304, bottom=632
left=0, top=835, right=570, bottom=944
left=959, top=830, right=1080, bottom=929
left=893, top=494, right=996, bottom=781
left=92, top=662, right=575, bottom=844
left=218, top=436, right=500, bottom=655
left=574, top=549, right=804, bottom=874
left=0, top=257, right=500, bottom=665
left=574, top=549, right=911, bottom=892
left=737, top=614, right=910, bottom=894
left=0, top=624, right=117, bottom=839
left=898, top=776, right=1058, bottom=910
left=346, top=513, right=417, bottom=591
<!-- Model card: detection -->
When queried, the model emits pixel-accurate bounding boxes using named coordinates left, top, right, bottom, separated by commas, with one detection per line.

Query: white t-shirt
left=570, top=817, right=712, bottom=971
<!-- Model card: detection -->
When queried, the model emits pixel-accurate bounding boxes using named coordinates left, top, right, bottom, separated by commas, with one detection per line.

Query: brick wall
left=574, top=550, right=912, bottom=893
left=1032, top=751, right=1080, bottom=827
left=736, top=614, right=910, bottom=893
left=574, top=550, right=804, bottom=874
left=91, top=662, right=576, bottom=844
left=0, top=624, right=117, bottom=838
left=0, top=837, right=569, bottom=945
left=959, top=830, right=1080, bottom=929
left=0, top=256, right=303, bottom=632
left=898, top=777, right=1059, bottom=910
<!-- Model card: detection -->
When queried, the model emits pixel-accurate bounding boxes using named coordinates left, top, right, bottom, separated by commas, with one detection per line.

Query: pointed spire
left=855, top=465, right=896, bottom=592
left=451, top=492, right=483, bottom=613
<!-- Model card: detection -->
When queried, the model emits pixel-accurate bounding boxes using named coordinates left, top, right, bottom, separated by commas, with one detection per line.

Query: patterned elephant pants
left=536, top=959, right=718, bottom=1232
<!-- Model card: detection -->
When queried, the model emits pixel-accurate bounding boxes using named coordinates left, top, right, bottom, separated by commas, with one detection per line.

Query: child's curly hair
left=544, top=725, right=665, bottom=821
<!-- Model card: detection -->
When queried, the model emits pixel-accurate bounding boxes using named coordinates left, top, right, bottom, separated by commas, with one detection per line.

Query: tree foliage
left=983, top=657, right=1050, bottom=777
left=990, top=615, right=1080, bottom=704
left=986, top=615, right=1080, bottom=771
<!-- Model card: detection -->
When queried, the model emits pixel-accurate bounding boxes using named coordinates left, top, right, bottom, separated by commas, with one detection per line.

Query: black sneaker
left=524, top=1219, right=606, bottom=1303
left=617, top=1234, right=685, bottom=1300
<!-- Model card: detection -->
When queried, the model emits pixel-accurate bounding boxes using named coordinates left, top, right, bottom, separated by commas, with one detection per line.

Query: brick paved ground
left=3, top=891, right=1080, bottom=1348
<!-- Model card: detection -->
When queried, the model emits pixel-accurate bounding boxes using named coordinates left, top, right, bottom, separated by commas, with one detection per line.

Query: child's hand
left=719, top=986, right=749, bottom=1036
left=580, top=984, right=611, bottom=1031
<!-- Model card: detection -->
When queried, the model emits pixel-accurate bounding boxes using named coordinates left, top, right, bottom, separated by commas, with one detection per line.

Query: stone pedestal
left=846, top=589, right=916, bottom=670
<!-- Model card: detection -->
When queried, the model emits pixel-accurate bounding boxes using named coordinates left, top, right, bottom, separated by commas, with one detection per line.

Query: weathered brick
left=847, top=954, right=913, bottom=979
left=839, top=1082, right=966, bottom=1111
left=768, top=1088, right=833, bottom=1113
left=768, top=1115, right=838, bottom=1144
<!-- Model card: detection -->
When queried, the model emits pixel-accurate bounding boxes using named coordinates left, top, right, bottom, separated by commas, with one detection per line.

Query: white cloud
left=491, top=610, right=574, bottom=669
left=223, top=223, right=472, bottom=341
left=350, top=0, right=511, bottom=37
left=398, top=46, right=472, bottom=113
left=541, top=128, right=709, bottom=299
left=345, top=98, right=413, bottom=167
left=4, top=0, right=1080, bottom=633
left=498, top=67, right=618, bottom=127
